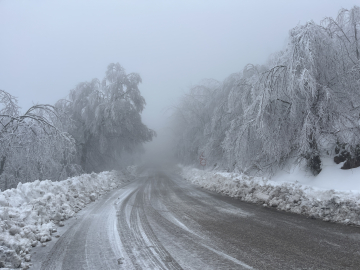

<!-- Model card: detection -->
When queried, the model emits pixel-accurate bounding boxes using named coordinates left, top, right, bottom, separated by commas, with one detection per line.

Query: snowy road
left=32, top=168, right=360, bottom=269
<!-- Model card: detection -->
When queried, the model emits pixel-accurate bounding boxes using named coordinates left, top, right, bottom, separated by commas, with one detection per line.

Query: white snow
left=181, top=162, right=360, bottom=227
left=272, top=158, right=360, bottom=191
left=0, top=168, right=135, bottom=269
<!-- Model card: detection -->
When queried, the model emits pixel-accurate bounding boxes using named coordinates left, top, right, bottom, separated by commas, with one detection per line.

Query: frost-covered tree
left=171, top=79, right=219, bottom=165
left=225, top=19, right=360, bottom=175
left=322, top=6, right=360, bottom=63
left=0, top=90, right=77, bottom=189
left=203, top=73, right=241, bottom=169
left=172, top=5, right=360, bottom=176
left=56, top=63, right=155, bottom=172
left=222, top=64, right=266, bottom=173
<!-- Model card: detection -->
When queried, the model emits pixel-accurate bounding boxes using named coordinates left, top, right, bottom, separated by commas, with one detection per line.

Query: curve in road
left=33, top=168, right=360, bottom=270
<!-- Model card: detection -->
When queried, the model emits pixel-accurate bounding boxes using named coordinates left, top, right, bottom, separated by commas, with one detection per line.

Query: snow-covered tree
left=172, top=5, right=360, bottom=176
left=225, top=18, right=360, bottom=175
left=0, top=90, right=77, bottom=189
left=56, top=63, right=155, bottom=172
left=203, top=73, right=242, bottom=169
left=222, top=64, right=266, bottom=173
left=171, top=79, right=219, bottom=165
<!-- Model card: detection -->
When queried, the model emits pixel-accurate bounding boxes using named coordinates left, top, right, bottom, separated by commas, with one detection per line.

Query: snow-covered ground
left=0, top=168, right=136, bottom=269
left=181, top=160, right=360, bottom=227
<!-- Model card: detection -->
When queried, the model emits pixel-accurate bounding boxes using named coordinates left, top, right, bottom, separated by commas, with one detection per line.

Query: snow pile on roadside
left=0, top=170, right=133, bottom=269
left=181, top=166, right=360, bottom=227
left=271, top=158, right=360, bottom=191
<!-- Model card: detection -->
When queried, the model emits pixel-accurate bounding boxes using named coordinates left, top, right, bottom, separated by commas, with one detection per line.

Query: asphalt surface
left=32, top=167, right=360, bottom=269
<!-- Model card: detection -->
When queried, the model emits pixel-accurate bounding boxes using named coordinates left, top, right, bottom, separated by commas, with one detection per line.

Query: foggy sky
left=0, top=0, right=358, bottom=134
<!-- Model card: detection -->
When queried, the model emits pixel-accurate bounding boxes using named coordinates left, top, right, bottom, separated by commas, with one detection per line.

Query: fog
left=0, top=0, right=357, bottom=162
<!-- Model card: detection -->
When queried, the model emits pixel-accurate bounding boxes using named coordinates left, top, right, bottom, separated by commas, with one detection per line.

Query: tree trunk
left=0, top=156, right=6, bottom=190
left=80, top=143, right=88, bottom=172
left=0, top=156, right=6, bottom=176
left=37, top=161, right=43, bottom=181
left=353, top=9, right=359, bottom=61
left=307, top=135, right=322, bottom=175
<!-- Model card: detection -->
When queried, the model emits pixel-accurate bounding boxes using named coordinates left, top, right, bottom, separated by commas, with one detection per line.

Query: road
left=32, top=167, right=360, bottom=269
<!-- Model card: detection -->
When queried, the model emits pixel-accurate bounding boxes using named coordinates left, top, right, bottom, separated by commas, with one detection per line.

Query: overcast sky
left=0, top=0, right=358, bottom=135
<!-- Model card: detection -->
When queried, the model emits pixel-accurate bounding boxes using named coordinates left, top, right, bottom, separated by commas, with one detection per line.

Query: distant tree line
left=0, top=63, right=155, bottom=190
left=171, top=6, right=360, bottom=176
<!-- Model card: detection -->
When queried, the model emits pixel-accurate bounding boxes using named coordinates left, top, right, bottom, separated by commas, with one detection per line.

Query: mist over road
left=33, top=166, right=360, bottom=269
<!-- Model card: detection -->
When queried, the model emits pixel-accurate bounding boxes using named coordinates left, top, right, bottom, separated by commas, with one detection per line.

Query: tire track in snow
left=34, top=168, right=360, bottom=270
left=116, top=178, right=182, bottom=269
left=38, top=180, right=135, bottom=270
left=144, top=175, right=254, bottom=269
left=136, top=183, right=182, bottom=270
left=116, top=187, right=142, bottom=269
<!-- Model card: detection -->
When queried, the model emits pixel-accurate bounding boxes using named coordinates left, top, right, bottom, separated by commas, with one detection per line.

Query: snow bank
left=0, top=169, right=134, bottom=269
left=271, top=158, right=360, bottom=191
left=181, top=165, right=360, bottom=227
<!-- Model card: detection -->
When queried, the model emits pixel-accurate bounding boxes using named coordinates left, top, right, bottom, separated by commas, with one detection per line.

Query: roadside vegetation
left=172, top=6, right=360, bottom=176
left=0, top=63, right=155, bottom=190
